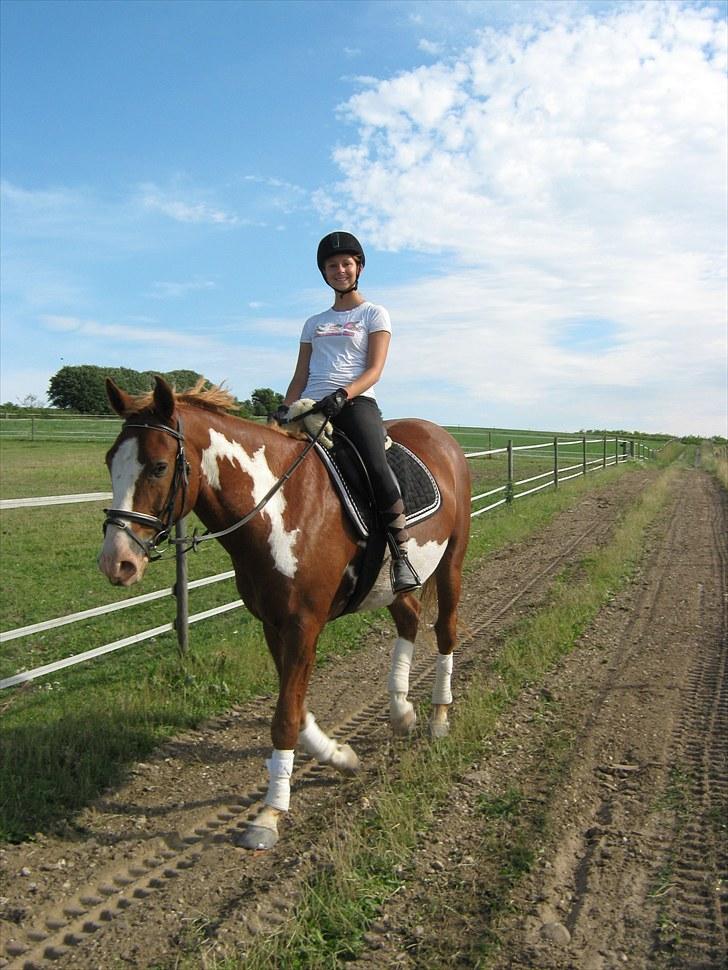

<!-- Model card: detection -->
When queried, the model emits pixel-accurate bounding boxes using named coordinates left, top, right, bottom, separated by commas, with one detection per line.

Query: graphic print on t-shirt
left=315, top=320, right=363, bottom=338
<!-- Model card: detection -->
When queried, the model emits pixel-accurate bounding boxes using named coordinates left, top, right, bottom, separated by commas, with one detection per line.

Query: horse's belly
left=355, top=538, right=448, bottom=612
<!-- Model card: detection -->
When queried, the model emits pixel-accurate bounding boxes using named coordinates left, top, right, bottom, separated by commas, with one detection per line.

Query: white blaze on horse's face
left=201, top=430, right=300, bottom=578
left=98, top=437, right=148, bottom=586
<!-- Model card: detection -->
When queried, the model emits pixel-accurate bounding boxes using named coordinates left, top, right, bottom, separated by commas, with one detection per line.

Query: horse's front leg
left=387, top=595, right=421, bottom=736
left=298, top=710, right=360, bottom=774
left=237, top=614, right=358, bottom=851
left=235, top=616, right=315, bottom=850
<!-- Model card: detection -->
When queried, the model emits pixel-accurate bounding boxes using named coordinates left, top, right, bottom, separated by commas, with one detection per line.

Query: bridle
left=102, top=409, right=327, bottom=560
left=102, top=419, right=190, bottom=561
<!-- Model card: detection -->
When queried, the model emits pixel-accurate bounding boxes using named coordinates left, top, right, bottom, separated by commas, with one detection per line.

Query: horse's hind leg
left=387, top=593, right=421, bottom=736
left=430, top=539, right=465, bottom=739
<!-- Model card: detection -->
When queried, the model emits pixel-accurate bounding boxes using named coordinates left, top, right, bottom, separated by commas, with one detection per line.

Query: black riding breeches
left=331, top=396, right=401, bottom=512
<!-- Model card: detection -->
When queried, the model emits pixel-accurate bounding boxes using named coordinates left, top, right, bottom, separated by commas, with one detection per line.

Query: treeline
left=40, top=365, right=283, bottom=417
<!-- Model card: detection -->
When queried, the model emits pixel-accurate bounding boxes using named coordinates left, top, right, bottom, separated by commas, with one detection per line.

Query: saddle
left=314, top=431, right=441, bottom=613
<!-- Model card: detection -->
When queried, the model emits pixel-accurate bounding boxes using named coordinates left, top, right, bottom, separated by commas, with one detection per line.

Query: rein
left=103, top=411, right=326, bottom=560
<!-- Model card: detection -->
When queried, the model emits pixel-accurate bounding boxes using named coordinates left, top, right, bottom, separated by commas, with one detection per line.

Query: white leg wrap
left=298, top=712, right=337, bottom=764
left=432, top=653, right=453, bottom=705
left=264, top=749, right=294, bottom=812
left=387, top=637, right=415, bottom=694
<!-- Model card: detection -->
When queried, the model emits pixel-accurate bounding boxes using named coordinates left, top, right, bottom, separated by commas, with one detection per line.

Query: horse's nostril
left=118, top=560, right=137, bottom=582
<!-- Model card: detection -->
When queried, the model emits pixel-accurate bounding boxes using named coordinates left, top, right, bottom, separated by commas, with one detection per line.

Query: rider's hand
left=315, top=389, right=348, bottom=419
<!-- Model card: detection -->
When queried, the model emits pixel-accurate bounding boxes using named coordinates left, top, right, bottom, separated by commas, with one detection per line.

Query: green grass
left=702, top=441, right=728, bottom=489
left=0, top=439, right=113, bottom=497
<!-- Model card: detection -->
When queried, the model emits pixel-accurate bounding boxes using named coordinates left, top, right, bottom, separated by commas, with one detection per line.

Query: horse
left=98, top=377, right=471, bottom=850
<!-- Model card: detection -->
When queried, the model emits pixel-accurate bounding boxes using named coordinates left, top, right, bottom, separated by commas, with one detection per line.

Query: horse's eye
left=151, top=461, right=168, bottom=478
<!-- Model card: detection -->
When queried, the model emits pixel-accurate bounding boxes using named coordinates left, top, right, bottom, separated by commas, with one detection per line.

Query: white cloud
left=319, top=1, right=728, bottom=435
left=40, top=314, right=205, bottom=347
left=139, top=186, right=240, bottom=226
left=150, top=279, right=217, bottom=299
left=418, top=38, right=444, bottom=56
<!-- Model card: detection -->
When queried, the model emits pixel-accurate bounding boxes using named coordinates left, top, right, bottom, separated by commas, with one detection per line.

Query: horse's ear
left=152, top=376, right=176, bottom=422
left=106, top=378, right=133, bottom=417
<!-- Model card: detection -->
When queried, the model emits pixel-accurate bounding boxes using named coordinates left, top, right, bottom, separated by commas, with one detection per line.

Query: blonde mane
left=128, top=379, right=239, bottom=415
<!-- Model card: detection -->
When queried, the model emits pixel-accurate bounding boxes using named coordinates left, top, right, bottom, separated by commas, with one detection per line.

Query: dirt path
left=351, top=467, right=727, bottom=969
left=1, top=466, right=725, bottom=969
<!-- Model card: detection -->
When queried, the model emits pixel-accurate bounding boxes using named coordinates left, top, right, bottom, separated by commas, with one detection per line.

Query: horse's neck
left=186, top=407, right=297, bottom=521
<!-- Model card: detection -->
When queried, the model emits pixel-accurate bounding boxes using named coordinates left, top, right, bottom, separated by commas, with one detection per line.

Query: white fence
left=0, top=434, right=651, bottom=690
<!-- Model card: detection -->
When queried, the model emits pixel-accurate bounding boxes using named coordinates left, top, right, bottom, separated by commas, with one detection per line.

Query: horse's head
left=99, top=376, right=190, bottom=586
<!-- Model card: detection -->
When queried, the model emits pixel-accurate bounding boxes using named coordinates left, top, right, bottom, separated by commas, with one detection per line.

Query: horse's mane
left=128, top=379, right=239, bottom=415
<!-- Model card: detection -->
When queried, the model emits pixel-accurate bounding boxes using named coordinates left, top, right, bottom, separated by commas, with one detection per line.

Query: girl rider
left=277, top=231, right=421, bottom=594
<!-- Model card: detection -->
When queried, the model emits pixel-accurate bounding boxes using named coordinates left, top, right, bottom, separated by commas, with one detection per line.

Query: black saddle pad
left=314, top=434, right=441, bottom=539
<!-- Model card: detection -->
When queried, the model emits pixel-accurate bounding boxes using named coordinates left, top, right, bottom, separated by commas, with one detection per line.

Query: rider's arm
left=283, top=342, right=313, bottom=405
left=342, top=330, right=391, bottom=400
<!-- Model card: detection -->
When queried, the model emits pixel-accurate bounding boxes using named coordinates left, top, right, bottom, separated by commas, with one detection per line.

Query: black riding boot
left=382, top=500, right=422, bottom=594
left=390, top=542, right=422, bottom=594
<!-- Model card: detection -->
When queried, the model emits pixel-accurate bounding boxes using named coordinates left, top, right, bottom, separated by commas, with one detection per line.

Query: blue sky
left=1, top=0, right=726, bottom=436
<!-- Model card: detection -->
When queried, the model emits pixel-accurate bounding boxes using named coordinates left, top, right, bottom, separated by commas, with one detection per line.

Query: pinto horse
left=99, top=377, right=471, bottom=850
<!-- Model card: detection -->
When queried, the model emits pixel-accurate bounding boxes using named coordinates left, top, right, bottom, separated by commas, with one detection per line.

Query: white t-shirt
left=300, top=301, right=392, bottom=401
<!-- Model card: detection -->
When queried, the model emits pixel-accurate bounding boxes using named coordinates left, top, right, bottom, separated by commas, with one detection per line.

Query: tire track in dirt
left=0, top=469, right=655, bottom=970
left=346, top=468, right=726, bottom=970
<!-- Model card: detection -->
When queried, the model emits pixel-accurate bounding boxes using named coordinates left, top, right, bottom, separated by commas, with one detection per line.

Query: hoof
left=430, top=718, right=450, bottom=739
left=391, top=706, right=417, bottom=737
left=234, top=824, right=279, bottom=851
left=330, top=743, right=361, bottom=775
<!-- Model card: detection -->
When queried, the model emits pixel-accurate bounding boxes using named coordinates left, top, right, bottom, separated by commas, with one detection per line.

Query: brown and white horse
left=98, top=377, right=471, bottom=849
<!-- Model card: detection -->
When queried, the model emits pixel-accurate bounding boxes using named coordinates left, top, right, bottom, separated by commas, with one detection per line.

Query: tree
left=47, top=365, right=208, bottom=413
left=249, top=387, right=283, bottom=416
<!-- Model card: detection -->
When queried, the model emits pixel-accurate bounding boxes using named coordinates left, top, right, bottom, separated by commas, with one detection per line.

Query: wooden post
left=602, top=435, right=607, bottom=469
left=507, top=439, right=514, bottom=503
left=582, top=435, right=587, bottom=476
left=554, top=436, right=559, bottom=489
left=615, top=436, right=619, bottom=465
left=174, top=518, right=190, bottom=655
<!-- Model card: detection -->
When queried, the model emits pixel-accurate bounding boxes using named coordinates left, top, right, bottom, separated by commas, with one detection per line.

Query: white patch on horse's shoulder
left=110, top=438, right=143, bottom=510
left=356, top=537, right=447, bottom=612
left=201, top=430, right=300, bottom=578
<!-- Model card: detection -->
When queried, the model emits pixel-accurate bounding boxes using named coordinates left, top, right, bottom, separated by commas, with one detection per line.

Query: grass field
left=0, top=426, right=667, bottom=841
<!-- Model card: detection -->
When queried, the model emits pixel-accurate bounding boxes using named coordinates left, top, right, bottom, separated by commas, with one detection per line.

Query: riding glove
left=315, top=388, right=348, bottom=418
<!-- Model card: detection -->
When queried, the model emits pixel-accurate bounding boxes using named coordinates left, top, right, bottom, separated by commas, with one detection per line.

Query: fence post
left=603, top=435, right=607, bottom=469
left=553, top=436, right=559, bottom=490
left=174, top=518, right=190, bottom=655
left=582, top=435, right=587, bottom=476
left=615, top=436, right=619, bottom=465
left=507, top=439, right=514, bottom=503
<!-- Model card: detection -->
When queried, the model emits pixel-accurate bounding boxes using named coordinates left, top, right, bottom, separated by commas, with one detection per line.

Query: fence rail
left=0, top=434, right=653, bottom=690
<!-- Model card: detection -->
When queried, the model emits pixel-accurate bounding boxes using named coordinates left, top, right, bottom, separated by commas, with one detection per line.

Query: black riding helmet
left=316, top=231, right=365, bottom=294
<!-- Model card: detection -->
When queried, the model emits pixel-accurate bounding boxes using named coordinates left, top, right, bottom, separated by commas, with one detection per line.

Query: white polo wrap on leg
left=432, top=652, right=454, bottom=705
left=387, top=638, right=415, bottom=694
left=298, top=712, right=337, bottom=764
left=264, top=748, right=295, bottom=812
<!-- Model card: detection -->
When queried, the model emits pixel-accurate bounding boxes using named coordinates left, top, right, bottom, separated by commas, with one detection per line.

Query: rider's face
left=324, top=254, right=359, bottom=290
